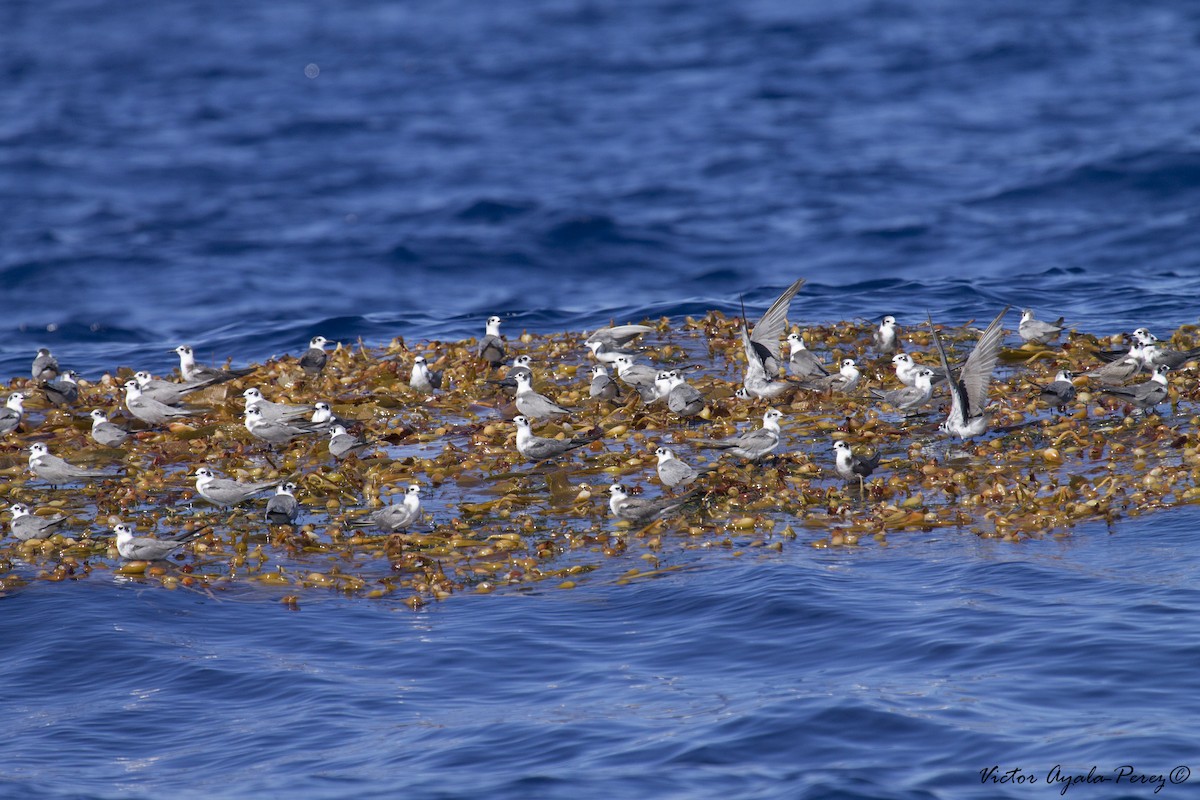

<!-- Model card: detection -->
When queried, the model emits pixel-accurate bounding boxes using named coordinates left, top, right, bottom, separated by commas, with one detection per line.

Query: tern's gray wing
left=1020, top=318, right=1062, bottom=344
left=668, top=384, right=704, bottom=416
left=11, top=514, right=67, bottom=541
left=696, top=427, right=777, bottom=459
left=517, top=392, right=570, bottom=419
left=958, top=307, right=1011, bottom=417
left=358, top=504, right=420, bottom=532
left=520, top=436, right=580, bottom=460
left=329, top=433, right=371, bottom=459
left=746, top=278, right=805, bottom=379
left=0, top=407, right=22, bottom=434
left=42, top=380, right=78, bottom=407
left=1152, top=346, right=1200, bottom=369
left=143, top=377, right=221, bottom=405
left=618, top=365, right=658, bottom=388
left=1086, top=357, right=1141, bottom=385
left=657, top=459, right=697, bottom=488
left=587, top=325, right=655, bottom=347
left=129, top=396, right=197, bottom=423
left=121, top=537, right=182, bottom=560
left=789, top=350, right=828, bottom=378
left=251, top=418, right=323, bottom=444
left=927, top=313, right=965, bottom=428
left=615, top=490, right=699, bottom=523
left=191, top=364, right=255, bottom=384
left=204, top=477, right=278, bottom=503
left=1034, top=380, right=1076, bottom=405
left=37, top=454, right=111, bottom=479
left=590, top=374, right=618, bottom=400
left=1102, top=380, right=1167, bottom=409
left=92, top=421, right=130, bottom=447
left=872, top=385, right=923, bottom=410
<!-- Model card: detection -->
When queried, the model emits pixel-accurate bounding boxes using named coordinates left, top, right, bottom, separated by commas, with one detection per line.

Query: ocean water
left=4, top=0, right=1200, bottom=797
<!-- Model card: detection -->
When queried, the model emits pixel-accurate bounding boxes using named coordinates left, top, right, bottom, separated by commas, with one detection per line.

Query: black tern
left=786, top=333, right=828, bottom=379
left=242, top=387, right=311, bottom=422
left=741, top=278, right=805, bottom=397
left=1131, top=328, right=1158, bottom=345
left=588, top=364, right=619, bottom=401
left=478, top=316, right=507, bottom=367
left=124, top=380, right=202, bottom=426
left=833, top=440, right=881, bottom=489
left=873, top=315, right=898, bottom=354
left=28, top=442, right=118, bottom=486
left=663, top=371, right=705, bottom=417
left=1030, top=370, right=1077, bottom=409
left=328, top=424, right=374, bottom=460
left=89, top=409, right=130, bottom=447
left=348, top=485, right=423, bottom=532
left=800, top=359, right=861, bottom=394
left=309, top=401, right=348, bottom=430
left=1101, top=366, right=1169, bottom=414
left=512, top=415, right=599, bottom=461
left=410, top=355, right=444, bottom=393
left=654, top=446, right=713, bottom=490
left=693, top=408, right=783, bottom=461
left=0, top=392, right=27, bottom=436
left=300, top=336, right=334, bottom=375
left=514, top=371, right=571, bottom=419
left=111, top=522, right=204, bottom=561
left=586, top=324, right=655, bottom=348
left=928, top=306, right=1010, bottom=439
left=585, top=339, right=640, bottom=365
left=892, top=353, right=947, bottom=387
left=489, top=355, right=534, bottom=391
left=32, top=348, right=59, bottom=382
left=1018, top=310, right=1065, bottom=345
left=173, top=345, right=254, bottom=384
left=1142, top=343, right=1200, bottom=370
left=265, top=482, right=300, bottom=525
left=7, top=503, right=68, bottom=541
left=193, top=466, right=280, bottom=507
left=244, top=407, right=324, bottom=445
left=1083, top=342, right=1145, bottom=385
left=613, top=355, right=660, bottom=398
left=134, top=370, right=223, bottom=405
left=870, top=368, right=935, bottom=416
left=41, top=370, right=79, bottom=407
left=608, top=483, right=700, bottom=525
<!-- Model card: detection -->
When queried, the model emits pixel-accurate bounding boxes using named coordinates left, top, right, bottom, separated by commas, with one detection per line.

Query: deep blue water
left=4, top=0, right=1200, bottom=796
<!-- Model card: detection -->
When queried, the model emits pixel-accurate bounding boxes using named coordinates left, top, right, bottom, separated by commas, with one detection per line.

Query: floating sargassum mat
left=2, top=313, right=1199, bottom=606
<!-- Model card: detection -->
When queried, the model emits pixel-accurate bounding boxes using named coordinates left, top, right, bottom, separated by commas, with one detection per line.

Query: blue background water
left=4, top=0, right=1200, bottom=797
